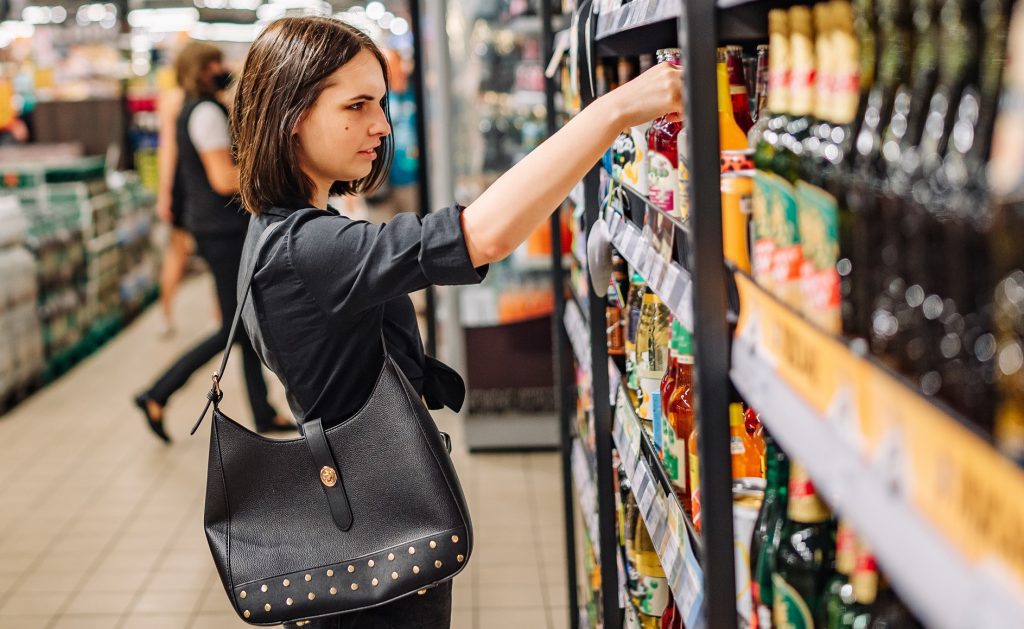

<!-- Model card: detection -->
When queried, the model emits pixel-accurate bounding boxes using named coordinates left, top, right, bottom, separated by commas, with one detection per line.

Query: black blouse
left=237, top=202, right=488, bottom=428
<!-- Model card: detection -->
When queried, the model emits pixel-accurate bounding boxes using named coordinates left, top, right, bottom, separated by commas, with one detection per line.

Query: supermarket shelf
left=595, top=0, right=680, bottom=57
left=605, top=211, right=694, bottom=331
left=613, top=384, right=705, bottom=629
left=572, top=437, right=602, bottom=563
left=564, top=297, right=591, bottom=373
left=730, top=273, right=1024, bottom=629
left=610, top=364, right=703, bottom=559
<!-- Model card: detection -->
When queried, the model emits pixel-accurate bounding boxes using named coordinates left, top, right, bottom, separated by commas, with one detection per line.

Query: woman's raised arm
left=461, top=62, right=683, bottom=267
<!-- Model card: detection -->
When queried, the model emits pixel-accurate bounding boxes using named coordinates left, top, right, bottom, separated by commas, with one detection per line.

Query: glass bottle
left=751, top=435, right=789, bottom=629
left=634, top=516, right=669, bottom=625
left=772, top=463, right=836, bottom=629
left=726, top=45, right=755, bottom=133
left=647, top=48, right=684, bottom=217
left=752, top=9, right=792, bottom=289
left=842, top=0, right=913, bottom=340
left=730, top=402, right=762, bottom=479
left=847, top=546, right=880, bottom=627
left=796, top=0, right=847, bottom=332
left=688, top=421, right=701, bottom=532
left=896, top=0, right=983, bottom=395
left=661, top=322, right=687, bottom=491
left=748, top=44, right=772, bottom=146
left=934, top=0, right=1009, bottom=423
left=636, top=290, right=671, bottom=450
left=667, top=322, right=695, bottom=511
left=822, top=520, right=858, bottom=628
left=624, top=272, right=645, bottom=397
left=988, top=0, right=1024, bottom=462
left=719, top=47, right=752, bottom=151
left=869, top=0, right=942, bottom=363
left=770, top=6, right=816, bottom=308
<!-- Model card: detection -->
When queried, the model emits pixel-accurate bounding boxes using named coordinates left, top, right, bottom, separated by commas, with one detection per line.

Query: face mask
left=213, top=71, right=234, bottom=91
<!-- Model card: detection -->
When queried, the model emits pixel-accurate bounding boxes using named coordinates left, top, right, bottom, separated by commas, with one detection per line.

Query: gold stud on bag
left=192, top=221, right=473, bottom=625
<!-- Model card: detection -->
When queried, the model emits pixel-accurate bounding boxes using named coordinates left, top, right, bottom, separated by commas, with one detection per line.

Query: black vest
left=175, top=98, right=248, bottom=236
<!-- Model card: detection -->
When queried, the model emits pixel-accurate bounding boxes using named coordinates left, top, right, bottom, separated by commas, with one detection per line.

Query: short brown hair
left=175, top=41, right=223, bottom=99
left=232, top=17, right=394, bottom=215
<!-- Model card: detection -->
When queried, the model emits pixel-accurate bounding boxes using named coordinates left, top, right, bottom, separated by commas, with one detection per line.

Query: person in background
left=134, top=41, right=291, bottom=442
left=154, top=84, right=192, bottom=338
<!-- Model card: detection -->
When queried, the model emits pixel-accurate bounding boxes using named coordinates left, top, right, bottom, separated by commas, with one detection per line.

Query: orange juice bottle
left=730, top=403, right=762, bottom=479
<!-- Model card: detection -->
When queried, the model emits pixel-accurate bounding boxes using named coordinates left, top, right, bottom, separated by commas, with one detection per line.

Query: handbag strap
left=191, top=220, right=285, bottom=435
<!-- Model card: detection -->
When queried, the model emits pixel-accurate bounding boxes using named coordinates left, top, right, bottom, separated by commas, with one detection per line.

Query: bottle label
left=755, top=170, right=803, bottom=303
left=773, top=575, right=814, bottom=629
left=637, top=575, right=670, bottom=617
left=662, top=414, right=686, bottom=487
left=752, top=171, right=778, bottom=287
left=731, top=436, right=747, bottom=455
left=648, top=151, right=678, bottom=216
left=795, top=181, right=840, bottom=332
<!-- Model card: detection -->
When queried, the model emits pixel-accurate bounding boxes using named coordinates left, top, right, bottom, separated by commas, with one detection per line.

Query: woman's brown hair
left=175, top=41, right=223, bottom=100
left=232, top=17, right=394, bottom=215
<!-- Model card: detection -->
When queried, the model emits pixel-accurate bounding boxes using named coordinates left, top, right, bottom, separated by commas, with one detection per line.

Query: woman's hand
left=461, top=62, right=683, bottom=267
left=598, top=62, right=684, bottom=129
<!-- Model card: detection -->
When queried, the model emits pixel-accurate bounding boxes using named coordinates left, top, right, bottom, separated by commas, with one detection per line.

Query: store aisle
left=0, top=275, right=569, bottom=629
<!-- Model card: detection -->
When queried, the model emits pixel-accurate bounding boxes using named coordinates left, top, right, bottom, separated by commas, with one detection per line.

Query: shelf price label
left=607, top=213, right=694, bottom=332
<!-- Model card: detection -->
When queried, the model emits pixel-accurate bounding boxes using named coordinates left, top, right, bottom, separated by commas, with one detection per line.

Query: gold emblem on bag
left=320, top=466, right=338, bottom=487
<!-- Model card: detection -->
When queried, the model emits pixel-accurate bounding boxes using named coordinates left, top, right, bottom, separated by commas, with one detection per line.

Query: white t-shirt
left=188, top=101, right=231, bottom=152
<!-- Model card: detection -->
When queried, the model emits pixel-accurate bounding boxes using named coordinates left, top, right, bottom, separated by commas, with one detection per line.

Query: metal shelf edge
left=731, top=339, right=1024, bottom=629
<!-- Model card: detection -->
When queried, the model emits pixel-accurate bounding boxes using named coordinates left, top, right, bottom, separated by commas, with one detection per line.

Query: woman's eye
left=348, top=103, right=364, bottom=111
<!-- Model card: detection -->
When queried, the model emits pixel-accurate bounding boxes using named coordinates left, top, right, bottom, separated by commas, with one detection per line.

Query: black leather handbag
left=190, top=222, right=473, bottom=626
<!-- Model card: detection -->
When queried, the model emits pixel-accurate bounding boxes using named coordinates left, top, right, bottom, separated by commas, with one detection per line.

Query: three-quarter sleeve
left=289, top=204, right=488, bottom=321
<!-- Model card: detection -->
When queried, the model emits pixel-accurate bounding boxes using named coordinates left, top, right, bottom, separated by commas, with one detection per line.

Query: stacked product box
left=0, top=195, right=44, bottom=406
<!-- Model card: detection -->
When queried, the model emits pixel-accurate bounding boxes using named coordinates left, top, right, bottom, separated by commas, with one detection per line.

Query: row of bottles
left=750, top=435, right=924, bottom=628
left=616, top=469, right=685, bottom=629
left=748, top=0, right=1024, bottom=457
left=608, top=259, right=769, bottom=531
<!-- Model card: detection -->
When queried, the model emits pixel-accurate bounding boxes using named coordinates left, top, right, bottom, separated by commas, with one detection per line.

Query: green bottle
left=822, top=521, right=858, bottom=628
left=772, top=463, right=836, bottom=628
left=751, top=436, right=789, bottom=629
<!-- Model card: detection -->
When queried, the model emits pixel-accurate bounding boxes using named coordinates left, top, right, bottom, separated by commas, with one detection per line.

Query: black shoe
left=134, top=394, right=171, bottom=444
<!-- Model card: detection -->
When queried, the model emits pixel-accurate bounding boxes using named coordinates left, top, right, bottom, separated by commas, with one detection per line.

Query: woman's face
left=294, top=49, right=391, bottom=192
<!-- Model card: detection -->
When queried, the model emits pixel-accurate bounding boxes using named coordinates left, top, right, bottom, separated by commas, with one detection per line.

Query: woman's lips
left=357, top=149, right=378, bottom=159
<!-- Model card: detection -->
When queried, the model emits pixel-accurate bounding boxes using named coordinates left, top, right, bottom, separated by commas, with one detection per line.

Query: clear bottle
left=636, top=290, right=671, bottom=451
left=647, top=48, right=684, bottom=217
left=748, top=44, right=772, bottom=146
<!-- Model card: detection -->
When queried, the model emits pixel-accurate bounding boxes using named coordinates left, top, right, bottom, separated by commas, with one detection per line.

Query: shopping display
left=558, top=0, right=1024, bottom=627
left=0, top=152, right=158, bottom=410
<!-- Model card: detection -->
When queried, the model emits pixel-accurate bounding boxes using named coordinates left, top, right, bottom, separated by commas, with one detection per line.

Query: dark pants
left=283, top=581, right=452, bottom=629
left=147, top=232, right=277, bottom=430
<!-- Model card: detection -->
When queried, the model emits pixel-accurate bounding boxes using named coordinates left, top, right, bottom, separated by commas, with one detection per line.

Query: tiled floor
left=0, top=275, right=570, bottom=628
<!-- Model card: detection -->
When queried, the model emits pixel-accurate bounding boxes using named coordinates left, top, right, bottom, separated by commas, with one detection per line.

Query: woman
left=232, top=16, right=680, bottom=628
left=134, top=41, right=291, bottom=442
left=154, top=84, right=191, bottom=338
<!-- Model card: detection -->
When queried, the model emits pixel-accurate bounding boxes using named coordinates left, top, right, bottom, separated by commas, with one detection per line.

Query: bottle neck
left=787, top=463, right=831, bottom=523
left=717, top=60, right=733, bottom=114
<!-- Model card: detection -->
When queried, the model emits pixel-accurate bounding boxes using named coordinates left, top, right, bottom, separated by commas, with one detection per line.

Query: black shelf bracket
left=679, top=1, right=738, bottom=628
